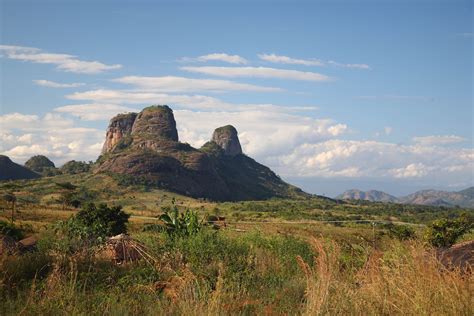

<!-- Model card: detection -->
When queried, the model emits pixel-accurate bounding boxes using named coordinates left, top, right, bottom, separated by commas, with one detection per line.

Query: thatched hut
left=99, top=234, right=155, bottom=265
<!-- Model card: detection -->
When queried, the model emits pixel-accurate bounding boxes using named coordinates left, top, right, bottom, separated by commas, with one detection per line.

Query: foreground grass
left=1, top=227, right=472, bottom=315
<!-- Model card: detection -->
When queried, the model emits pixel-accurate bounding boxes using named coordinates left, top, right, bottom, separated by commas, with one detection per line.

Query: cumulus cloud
left=271, top=139, right=473, bottom=181
left=0, top=112, right=73, bottom=132
left=112, top=76, right=281, bottom=93
left=174, top=110, right=347, bottom=158
left=0, top=112, right=103, bottom=164
left=412, top=135, right=466, bottom=146
left=33, top=79, right=85, bottom=88
left=180, top=66, right=332, bottom=82
left=258, top=53, right=324, bottom=66
left=390, top=163, right=430, bottom=178
left=54, top=104, right=139, bottom=120
left=0, top=45, right=122, bottom=74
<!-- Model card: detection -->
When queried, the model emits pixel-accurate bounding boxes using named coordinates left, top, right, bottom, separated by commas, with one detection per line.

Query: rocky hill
left=0, top=155, right=40, bottom=180
left=336, top=189, right=398, bottom=203
left=24, top=155, right=55, bottom=173
left=96, top=105, right=306, bottom=201
left=337, top=187, right=474, bottom=208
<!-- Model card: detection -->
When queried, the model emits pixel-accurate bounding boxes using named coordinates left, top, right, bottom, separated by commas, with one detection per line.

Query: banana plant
left=159, top=202, right=202, bottom=237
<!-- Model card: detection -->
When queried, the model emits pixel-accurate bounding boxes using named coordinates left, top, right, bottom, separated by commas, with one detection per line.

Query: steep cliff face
left=102, top=112, right=137, bottom=154
left=211, top=125, right=242, bottom=156
left=96, top=105, right=306, bottom=201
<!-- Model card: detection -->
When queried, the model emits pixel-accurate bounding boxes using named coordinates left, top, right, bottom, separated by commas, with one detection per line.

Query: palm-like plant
left=159, top=202, right=202, bottom=237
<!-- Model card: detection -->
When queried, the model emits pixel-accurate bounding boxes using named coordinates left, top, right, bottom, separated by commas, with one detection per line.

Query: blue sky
left=1, top=0, right=472, bottom=196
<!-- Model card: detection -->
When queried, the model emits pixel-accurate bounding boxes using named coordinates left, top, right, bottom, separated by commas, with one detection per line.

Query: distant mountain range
left=337, top=187, right=474, bottom=208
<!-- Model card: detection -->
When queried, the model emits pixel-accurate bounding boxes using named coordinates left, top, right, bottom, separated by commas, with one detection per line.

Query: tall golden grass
left=1, top=235, right=472, bottom=315
left=297, top=238, right=472, bottom=315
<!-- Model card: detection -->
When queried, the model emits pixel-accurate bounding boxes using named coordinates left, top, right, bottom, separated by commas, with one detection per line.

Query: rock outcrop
left=0, top=155, right=40, bottom=181
left=211, top=125, right=242, bottom=156
left=102, top=112, right=137, bottom=154
left=96, top=105, right=306, bottom=201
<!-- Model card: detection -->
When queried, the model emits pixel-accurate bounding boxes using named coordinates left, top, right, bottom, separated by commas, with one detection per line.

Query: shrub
left=384, top=223, right=416, bottom=241
left=60, top=203, right=130, bottom=243
left=424, top=214, right=473, bottom=248
left=0, top=220, right=24, bottom=240
left=60, top=160, right=91, bottom=174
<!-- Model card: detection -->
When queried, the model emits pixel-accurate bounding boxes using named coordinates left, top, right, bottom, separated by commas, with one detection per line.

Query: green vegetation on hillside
left=0, top=173, right=472, bottom=315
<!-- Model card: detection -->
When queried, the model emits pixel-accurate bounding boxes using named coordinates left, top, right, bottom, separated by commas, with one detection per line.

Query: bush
left=384, top=223, right=416, bottom=241
left=61, top=203, right=130, bottom=242
left=0, top=220, right=24, bottom=240
left=424, top=214, right=473, bottom=247
left=60, top=160, right=91, bottom=174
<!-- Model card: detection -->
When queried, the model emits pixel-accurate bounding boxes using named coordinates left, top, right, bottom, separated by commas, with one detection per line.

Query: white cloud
left=258, top=53, right=324, bottom=66
left=175, top=110, right=347, bottom=158
left=33, top=79, right=85, bottom=88
left=180, top=66, right=332, bottom=82
left=0, top=45, right=122, bottom=74
left=328, top=60, right=371, bottom=69
left=191, top=53, right=248, bottom=64
left=384, top=126, right=393, bottom=135
left=0, top=112, right=103, bottom=164
left=54, top=104, right=139, bottom=120
left=271, top=140, right=473, bottom=180
left=65, top=89, right=317, bottom=113
left=390, top=163, right=429, bottom=178
left=257, top=54, right=370, bottom=70
left=66, top=89, right=236, bottom=110
left=112, top=76, right=281, bottom=92
left=413, top=135, right=466, bottom=145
